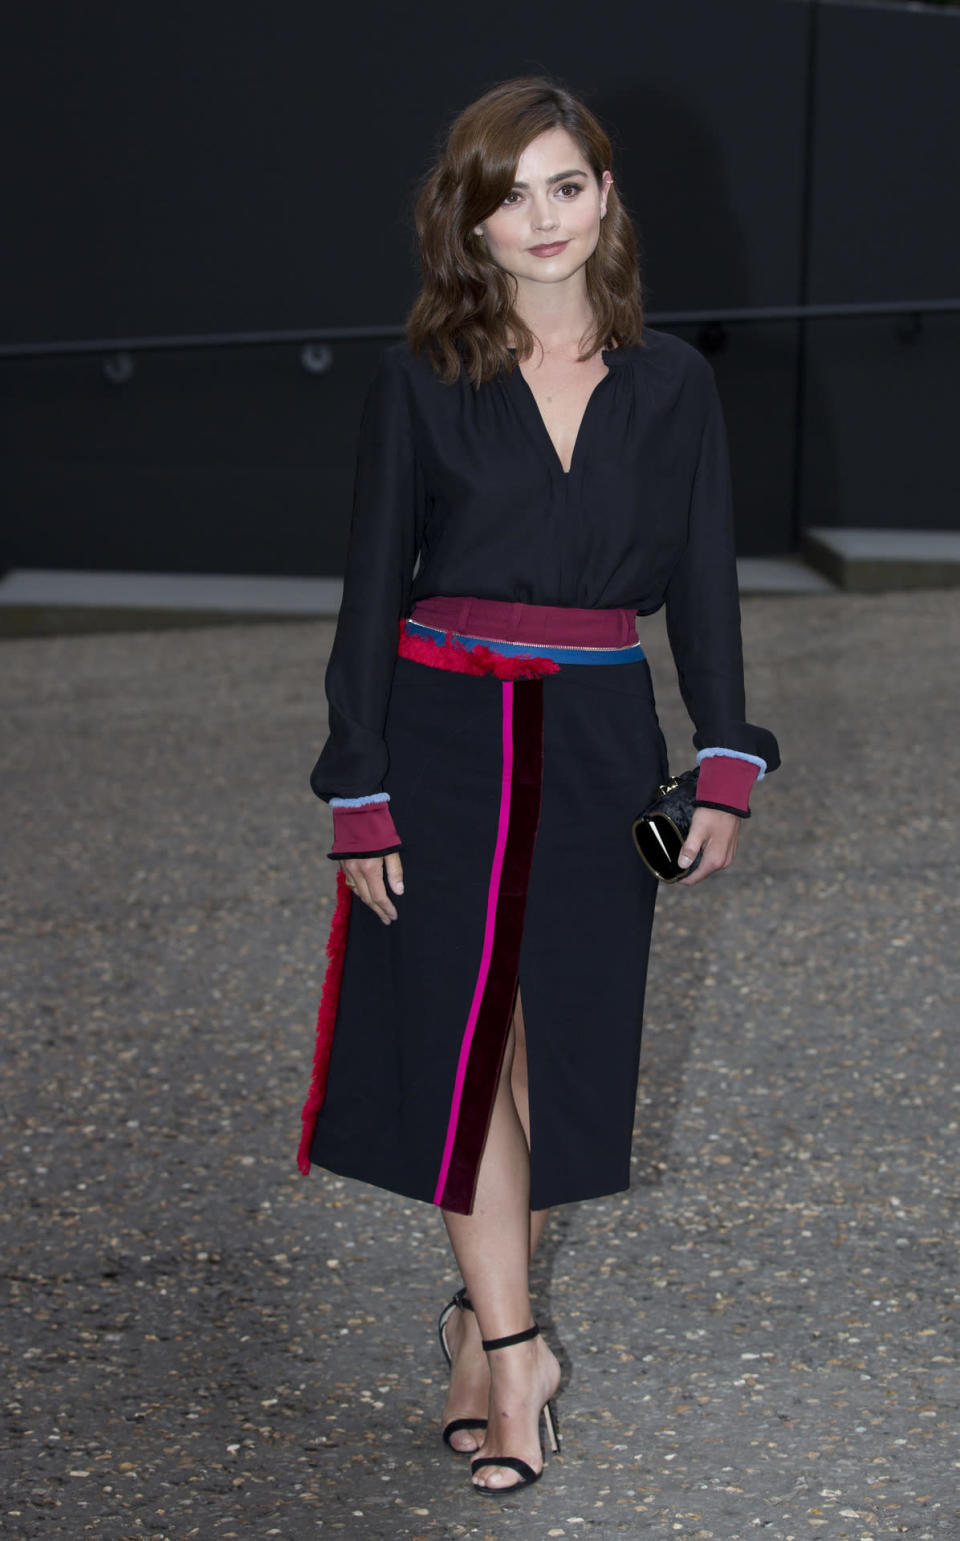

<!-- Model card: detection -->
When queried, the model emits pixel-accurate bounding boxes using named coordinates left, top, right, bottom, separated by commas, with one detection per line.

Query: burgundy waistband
left=409, top=595, right=638, bottom=648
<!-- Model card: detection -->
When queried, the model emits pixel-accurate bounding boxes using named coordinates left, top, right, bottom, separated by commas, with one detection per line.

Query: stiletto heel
left=470, top=1323, right=561, bottom=1493
left=437, top=1286, right=488, bottom=1452
left=542, top=1397, right=561, bottom=1455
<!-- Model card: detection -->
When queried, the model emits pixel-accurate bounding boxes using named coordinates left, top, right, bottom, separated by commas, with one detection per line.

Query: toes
left=472, top=1466, right=527, bottom=1490
left=450, top=1433, right=481, bottom=1453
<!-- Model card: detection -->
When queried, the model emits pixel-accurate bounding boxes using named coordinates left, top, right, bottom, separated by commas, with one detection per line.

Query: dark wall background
left=1, top=0, right=957, bottom=574
left=802, top=2, right=960, bottom=528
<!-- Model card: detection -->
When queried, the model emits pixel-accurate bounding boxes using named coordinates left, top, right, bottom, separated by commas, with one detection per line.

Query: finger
left=362, top=861, right=399, bottom=924
left=678, top=856, right=719, bottom=886
left=341, top=857, right=398, bottom=921
left=345, top=865, right=372, bottom=907
left=676, top=808, right=741, bottom=883
left=342, top=861, right=379, bottom=917
left=341, top=861, right=364, bottom=895
left=677, top=837, right=735, bottom=886
left=676, top=839, right=704, bottom=875
left=384, top=851, right=405, bottom=895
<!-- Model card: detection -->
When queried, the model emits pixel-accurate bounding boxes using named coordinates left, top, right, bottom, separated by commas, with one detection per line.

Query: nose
left=530, top=193, right=559, bottom=232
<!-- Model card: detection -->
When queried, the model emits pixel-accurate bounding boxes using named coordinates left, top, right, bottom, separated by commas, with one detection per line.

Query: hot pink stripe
left=432, top=681, right=515, bottom=1206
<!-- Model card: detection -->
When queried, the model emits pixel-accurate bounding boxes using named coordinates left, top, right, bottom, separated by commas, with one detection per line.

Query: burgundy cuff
left=329, top=802, right=402, bottom=859
left=695, top=755, right=759, bottom=814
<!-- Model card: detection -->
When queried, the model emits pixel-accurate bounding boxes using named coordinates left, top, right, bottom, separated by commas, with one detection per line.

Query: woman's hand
left=676, top=807, right=742, bottom=887
left=340, top=852, right=405, bottom=924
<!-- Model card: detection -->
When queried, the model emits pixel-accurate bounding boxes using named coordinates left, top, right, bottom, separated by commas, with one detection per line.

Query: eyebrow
left=510, top=168, right=588, bottom=189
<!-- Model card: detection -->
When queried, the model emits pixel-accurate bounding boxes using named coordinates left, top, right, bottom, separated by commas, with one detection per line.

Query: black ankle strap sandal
left=438, top=1286, right=474, bottom=1366
left=471, top=1323, right=561, bottom=1493
left=481, top=1323, right=539, bottom=1351
left=438, top=1286, right=488, bottom=1453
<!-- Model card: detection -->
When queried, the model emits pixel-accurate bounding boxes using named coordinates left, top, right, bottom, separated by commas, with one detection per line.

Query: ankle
left=486, top=1335, right=552, bottom=1386
left=448, top=1302, right=482, bottom=1353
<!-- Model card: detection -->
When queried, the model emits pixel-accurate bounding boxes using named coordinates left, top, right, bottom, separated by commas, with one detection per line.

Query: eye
left=556, top=182, right=584, bottom=199
left=502, top=189, right=524, bottom=207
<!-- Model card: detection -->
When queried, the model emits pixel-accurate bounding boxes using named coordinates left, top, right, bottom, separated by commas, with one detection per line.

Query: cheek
left=567, top=197, right=603, bottom=236
left=481, top=214, right=518, bottom=258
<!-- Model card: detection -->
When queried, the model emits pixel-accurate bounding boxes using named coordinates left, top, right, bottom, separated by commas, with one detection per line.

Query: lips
left=528, top=241, right=569, bottom=257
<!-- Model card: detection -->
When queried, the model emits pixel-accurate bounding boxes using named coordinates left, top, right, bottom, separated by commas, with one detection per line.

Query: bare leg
left=510, top=988, right=549, bottom=1257
left=440, top=987, right=552, bottom=1455
left=441, top=1004, right=560, bottom=1488
left=439, top=1015, right=523, bottom=1453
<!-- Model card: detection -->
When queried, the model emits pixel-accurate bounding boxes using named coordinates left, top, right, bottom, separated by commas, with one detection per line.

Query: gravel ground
left=1, top=592, right=957, bottom=1541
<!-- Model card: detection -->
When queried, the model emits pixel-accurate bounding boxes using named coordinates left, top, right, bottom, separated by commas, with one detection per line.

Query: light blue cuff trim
left=696, top=747, right=767, bottom=781
left=329, top=792, right=391, bottom=807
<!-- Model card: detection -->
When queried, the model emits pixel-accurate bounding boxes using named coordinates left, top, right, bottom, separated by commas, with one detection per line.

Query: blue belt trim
left=405, top=620, right=646, bottom=666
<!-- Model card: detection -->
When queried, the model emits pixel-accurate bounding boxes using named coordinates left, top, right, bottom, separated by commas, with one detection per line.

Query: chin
left=521, top=255, right=584, bottom=283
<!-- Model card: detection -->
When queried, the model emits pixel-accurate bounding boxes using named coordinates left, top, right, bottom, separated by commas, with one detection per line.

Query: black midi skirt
left=300, top=630, right=667, bottom=1214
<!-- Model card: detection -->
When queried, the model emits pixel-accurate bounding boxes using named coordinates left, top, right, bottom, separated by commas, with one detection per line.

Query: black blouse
left=311, top=326, right=780, bottom=802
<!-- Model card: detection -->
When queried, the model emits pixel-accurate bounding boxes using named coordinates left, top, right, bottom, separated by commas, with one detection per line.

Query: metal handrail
left=1, top=297, right=958, bottom=360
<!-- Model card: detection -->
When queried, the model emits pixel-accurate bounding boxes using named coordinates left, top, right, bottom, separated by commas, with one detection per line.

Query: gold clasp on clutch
left=655, top=776, right=681, bottom=798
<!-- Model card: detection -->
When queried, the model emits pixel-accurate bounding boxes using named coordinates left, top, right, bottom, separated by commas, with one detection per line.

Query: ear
left=599, top=170, right=613, bottom=218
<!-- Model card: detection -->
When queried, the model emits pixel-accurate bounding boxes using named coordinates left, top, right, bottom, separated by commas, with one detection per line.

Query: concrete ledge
left=736, top=556, right=834, bottom=594
left=0, top=570, right=344, bottom=637
left=803, top=527, right=960, bottom=592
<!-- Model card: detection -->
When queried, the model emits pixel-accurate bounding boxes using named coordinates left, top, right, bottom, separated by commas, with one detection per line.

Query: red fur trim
left=297, top=868, right=353, bottom=1174
left=397, top=618, right=560, bottom=680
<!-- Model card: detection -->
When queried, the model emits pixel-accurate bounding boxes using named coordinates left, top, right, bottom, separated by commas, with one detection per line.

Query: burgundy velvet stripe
left=437, top=679, right=545, bottom=1214
left=297, top=868, right=353, bottom=1174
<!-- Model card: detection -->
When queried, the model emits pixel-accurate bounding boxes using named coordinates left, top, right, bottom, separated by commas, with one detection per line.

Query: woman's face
left=474, top=127, right=612, bottom=289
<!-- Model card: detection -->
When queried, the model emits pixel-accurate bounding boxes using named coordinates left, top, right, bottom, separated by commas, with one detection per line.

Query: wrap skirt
left=299, top=597, right=668, bottom=1214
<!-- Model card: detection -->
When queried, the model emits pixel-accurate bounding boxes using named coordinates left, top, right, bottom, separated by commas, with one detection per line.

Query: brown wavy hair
left=406, top=77, right=645, bottom=385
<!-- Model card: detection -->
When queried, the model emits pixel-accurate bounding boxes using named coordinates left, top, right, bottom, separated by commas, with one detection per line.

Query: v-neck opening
left=511, top=350, right=616, bottom=477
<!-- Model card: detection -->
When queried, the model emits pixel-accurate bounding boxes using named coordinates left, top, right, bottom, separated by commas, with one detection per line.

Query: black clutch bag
left=632, top=768, right=704, bottom=883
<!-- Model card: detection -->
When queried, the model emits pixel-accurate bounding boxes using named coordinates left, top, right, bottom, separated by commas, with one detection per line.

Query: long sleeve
left=310, top=349, right=423, bottom=850
left=664, top=355, right=780, bottom=804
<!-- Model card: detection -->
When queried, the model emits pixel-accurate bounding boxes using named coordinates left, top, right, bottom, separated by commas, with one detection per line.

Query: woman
left=298, top=77, right=779, bottom=1493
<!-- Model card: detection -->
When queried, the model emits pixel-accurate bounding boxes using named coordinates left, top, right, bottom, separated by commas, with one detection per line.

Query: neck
left=511, top=272, right=595, bottom=354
